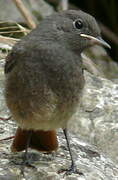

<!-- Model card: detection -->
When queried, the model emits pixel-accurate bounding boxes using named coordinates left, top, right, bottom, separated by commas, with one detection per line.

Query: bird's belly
left=12, top=101, right=79, bottom=131
left=5, top=74, right=83, bottom=131
left=6, top=93, right=80, bottom=131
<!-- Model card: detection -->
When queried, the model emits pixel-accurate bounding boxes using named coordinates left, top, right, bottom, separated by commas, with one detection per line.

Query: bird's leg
left=20, top=131, right=36, bottom=176
left=63, top=128, right=75, bottom=172
left=22, top=130, right=32, bottom=165
left=58, top=128, right=83, bottom=176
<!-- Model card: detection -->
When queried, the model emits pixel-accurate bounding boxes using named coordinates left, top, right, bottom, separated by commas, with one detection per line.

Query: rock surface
left=0, top=55, right=118, bottom=179
left=69, top=71, right=118, bottom=164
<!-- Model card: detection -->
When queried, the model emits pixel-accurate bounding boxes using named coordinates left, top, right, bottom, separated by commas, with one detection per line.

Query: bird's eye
left=73, top=19, right=83, bottom=29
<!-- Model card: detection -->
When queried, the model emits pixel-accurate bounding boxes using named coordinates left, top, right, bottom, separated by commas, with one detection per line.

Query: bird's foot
left=20, top=161, right=36, bottom=178
left=20, top=154, right=36, bottom=177
left=58, top=164, right=83, bottom=176
left=22, top=160, right=36, bottom=168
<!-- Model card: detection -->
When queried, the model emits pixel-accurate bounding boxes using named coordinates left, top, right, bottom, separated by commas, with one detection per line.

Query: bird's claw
left=58, top=165, right=83, bottom=176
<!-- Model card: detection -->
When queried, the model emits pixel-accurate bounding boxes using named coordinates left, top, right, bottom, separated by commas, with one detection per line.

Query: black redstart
left=4, top=10, right=110, bottom=175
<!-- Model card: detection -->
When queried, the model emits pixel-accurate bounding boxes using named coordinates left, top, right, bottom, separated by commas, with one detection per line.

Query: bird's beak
left=80, top=33, right=111, bottom=49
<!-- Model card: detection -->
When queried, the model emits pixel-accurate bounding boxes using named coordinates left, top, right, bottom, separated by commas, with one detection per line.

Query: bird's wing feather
left=4, top=52, right=17, bottom=74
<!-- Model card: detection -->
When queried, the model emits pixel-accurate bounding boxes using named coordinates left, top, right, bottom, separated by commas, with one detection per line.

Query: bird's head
left=46, top=10, right=110, bottom=53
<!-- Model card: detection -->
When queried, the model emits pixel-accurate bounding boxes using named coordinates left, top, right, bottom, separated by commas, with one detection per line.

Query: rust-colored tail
left=11, top=127, right=58, bottom=152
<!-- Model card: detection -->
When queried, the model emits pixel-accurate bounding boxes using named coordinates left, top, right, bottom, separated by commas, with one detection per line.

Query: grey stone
left=69, top=71, right=118, bottom=165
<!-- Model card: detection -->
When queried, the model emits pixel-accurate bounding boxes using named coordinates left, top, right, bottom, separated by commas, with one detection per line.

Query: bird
left=4, top=10, right=110, bottom=175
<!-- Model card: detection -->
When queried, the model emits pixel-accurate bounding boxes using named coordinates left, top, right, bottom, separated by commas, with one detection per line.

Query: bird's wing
left=4, top=51, right=17, bottom=74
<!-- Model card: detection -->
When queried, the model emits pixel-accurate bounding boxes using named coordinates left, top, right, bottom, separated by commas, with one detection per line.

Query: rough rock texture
left=69, top=71, right=118, bottom=164
left=0, top=55, right=118, bottom=179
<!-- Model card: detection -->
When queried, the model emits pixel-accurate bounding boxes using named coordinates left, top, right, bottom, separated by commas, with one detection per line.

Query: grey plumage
left=4, top=10, right=101, bottom=130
